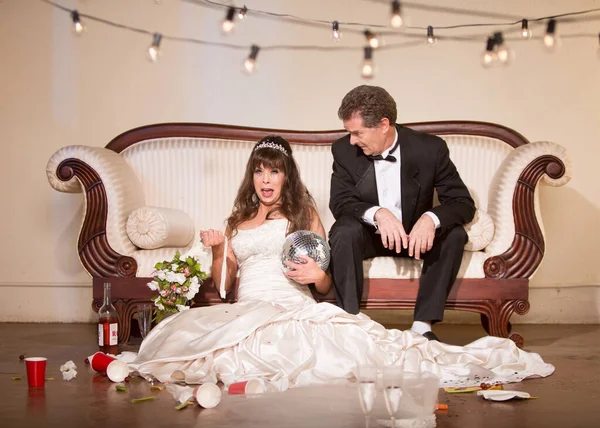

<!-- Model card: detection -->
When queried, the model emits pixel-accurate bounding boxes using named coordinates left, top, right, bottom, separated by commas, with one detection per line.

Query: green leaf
left=155, top=262, right=164, bottom=270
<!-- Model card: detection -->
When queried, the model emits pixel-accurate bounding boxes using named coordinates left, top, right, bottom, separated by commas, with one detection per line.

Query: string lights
left=147, top=33, right=162, bottom=62
left=70, top=10, right=84, bottom=35
left=40, top=0, right=600, bottom=78
left=361, top=46, right=375, bottom=79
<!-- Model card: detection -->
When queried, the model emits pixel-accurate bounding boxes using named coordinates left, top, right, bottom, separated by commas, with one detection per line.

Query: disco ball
left=281, top=230, right=331, bottom=271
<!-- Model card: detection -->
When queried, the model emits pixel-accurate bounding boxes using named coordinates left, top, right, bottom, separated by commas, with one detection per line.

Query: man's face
left=343, top=114, right=389, bottom=156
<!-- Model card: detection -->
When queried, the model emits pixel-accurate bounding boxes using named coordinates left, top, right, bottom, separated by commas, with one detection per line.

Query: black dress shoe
left=422, top=331, right=440, bottom=341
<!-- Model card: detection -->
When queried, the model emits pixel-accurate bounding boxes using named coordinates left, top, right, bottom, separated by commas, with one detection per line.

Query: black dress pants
left=328, top=216, right=467, bottom=322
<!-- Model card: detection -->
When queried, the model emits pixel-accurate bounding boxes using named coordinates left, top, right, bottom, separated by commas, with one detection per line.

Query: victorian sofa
left=46, top=122, right=571, bottom=347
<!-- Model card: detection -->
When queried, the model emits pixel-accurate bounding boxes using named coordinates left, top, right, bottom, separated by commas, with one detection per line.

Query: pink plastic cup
left=228, top=379, right=265, bottom=395
left=25, top=357, right=47, bottom=387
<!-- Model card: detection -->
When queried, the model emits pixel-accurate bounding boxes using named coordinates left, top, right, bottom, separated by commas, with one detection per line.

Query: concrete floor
left=0, top=323, right=598, bottom=428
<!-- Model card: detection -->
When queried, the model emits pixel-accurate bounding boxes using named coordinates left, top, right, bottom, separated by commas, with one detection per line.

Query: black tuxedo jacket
left=329, top=124, right=475, bottom=234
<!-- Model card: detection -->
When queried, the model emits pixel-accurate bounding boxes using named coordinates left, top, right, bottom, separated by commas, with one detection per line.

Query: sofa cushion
left=464, top=209, right=495, bottom=251
left=126, top=206, right=195, bottom=250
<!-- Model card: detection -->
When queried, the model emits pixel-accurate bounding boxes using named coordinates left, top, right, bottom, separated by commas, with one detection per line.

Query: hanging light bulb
left=390, top=1, right=403, bottom=28
left=481, top=37, right=497, bottom=68
left=237, top=5, right=248, bottom=21
left=364, top=30, right=379, bottom=49
left=147, top=33, right=162, bottom=62
left=361, top=46, right=375, bottom=79
left=243, top=45, right=260, bottom=74
left=222, top=7, right=236, bottom=34
left=544, top=19, right=558, bottom=51
left=521, top=19, right=532, bottom=40
left=332, top=21, right=342, bottom=42
left=494, top=32, right=514, bottom=65
left=426, top=26, right=437, bottom=45
left=71, top=10, right=84, bottom=35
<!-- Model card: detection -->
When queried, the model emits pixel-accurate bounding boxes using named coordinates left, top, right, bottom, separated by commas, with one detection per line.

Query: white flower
left=147, top=280, right=159, bottom=291
left=165, top=271, right=177, bottom=283
left=185, top=282, right=201, bottom=300
left=156, top=302, right=165, bottom=311
left=190, top=276, right=199, bottom=286
left=157, top=270, right=167, bottom=281
left=60, top=360, right=78, bottom=381
left=171, top=263, right=179, bottom=271
left=174, top=273, right=187, bottom=285
left=176, top=305, right=190, bottom=312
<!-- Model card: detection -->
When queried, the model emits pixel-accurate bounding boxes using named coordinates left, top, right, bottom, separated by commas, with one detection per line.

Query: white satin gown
left=127, top=219, right=554, bottom=389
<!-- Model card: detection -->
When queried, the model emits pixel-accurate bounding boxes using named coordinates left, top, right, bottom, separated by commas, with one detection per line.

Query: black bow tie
left=367, top=140, right=400, bottom=163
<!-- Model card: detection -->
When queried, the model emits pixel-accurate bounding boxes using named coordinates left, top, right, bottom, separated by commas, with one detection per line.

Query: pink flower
left=183, top=267, right=191, bottom=277
left=171, top=285, right=178, bottom=291
left=182, top=286, right=189, bottom=292
left=160, top=290, right=168, bottom=297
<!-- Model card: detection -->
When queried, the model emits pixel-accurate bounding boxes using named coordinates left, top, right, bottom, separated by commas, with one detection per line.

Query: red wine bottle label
left=108, top=323, right=118, bottom=346
left=98, top=322, right=119, bottom=346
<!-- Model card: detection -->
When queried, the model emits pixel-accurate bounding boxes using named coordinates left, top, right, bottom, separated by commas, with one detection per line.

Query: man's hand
left=284, top=255, right=326, bottom=285
left=408, top=215, right=435, bottom=260
left=374, top=208, right=408, bottom=253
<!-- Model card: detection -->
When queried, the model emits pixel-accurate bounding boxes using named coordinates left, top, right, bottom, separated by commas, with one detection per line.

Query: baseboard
left=0, top=284, right=598, bottom=323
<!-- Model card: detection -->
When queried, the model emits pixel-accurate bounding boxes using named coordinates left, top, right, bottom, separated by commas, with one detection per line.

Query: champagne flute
left=382, top=366, right=404, bottom=427
left=136, top=303, right=153, bottom=339
left=356, top=364, right=378, bottom=423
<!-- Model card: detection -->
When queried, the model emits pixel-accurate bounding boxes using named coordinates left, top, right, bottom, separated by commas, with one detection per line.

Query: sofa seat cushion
left=133, top=244, right=213, bottom=277
left=364, top=250, right=488, bottom=279
left=133, top=247, right=488, bottom=279
left=126, top=206, right=195, bottom=250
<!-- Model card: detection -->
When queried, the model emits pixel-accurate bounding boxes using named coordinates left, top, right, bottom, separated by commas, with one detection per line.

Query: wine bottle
left=98, top=282, right=119, bottom=354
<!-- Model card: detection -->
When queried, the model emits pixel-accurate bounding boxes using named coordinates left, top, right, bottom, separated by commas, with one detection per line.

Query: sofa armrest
left=483, top=141, right=572, bottom=279
left=46, top=145, right=145, bottom=277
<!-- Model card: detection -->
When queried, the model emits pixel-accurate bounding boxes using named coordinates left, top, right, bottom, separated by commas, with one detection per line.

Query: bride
left=127, top=136, right=554, bottom=390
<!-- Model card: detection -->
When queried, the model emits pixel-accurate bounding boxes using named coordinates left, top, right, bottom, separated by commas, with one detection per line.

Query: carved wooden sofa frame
left=49, top=121, right=570, bottom=347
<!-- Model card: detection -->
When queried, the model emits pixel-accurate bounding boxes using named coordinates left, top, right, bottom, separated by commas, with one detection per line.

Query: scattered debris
left=19, top=354, right=25, bottom=361
left=175, top=400, right=195, bottom=410
left=60, top=361, right=78, bottom=381
left=11, top=376, right=22, bottom=381
left=45, top=377, right=55, bottom=381
left=477, top=390, right=534, bottom=401
left=116, top=385, right=127, bottom=392
left=131, top=396, right=156, bottom=404
left=435, top=403, right=448, bottom=410
left=151, top=385, right=165, bottom=391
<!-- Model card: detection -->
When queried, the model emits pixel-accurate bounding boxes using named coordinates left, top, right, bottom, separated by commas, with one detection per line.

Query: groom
left=328, top=85, right=475, bottom=341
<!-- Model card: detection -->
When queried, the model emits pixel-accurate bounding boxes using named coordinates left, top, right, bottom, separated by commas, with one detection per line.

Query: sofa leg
left=478, top=299, right=529, bottom=348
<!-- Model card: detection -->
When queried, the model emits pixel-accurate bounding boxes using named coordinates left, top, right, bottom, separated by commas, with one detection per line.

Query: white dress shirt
left=362, top=129, right=440, bottom=231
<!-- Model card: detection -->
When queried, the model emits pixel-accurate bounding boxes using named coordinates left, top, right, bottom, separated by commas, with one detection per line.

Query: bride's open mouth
left=261, top=188, right=274, bottom=197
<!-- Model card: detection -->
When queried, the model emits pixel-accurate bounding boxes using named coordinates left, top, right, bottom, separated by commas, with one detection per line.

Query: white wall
left=1, top=0, right=598, bottom=323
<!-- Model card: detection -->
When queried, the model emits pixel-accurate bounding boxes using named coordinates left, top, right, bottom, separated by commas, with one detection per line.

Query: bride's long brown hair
left=226, top=136, right=316, bottom=236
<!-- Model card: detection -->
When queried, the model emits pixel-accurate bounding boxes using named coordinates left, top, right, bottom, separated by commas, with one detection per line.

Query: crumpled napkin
left=60, top=360, right=77, bottom=381
left=477, top=390, right=531, bottom=401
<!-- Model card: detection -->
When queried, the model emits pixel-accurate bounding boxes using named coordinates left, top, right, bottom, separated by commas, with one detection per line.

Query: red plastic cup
left=193, top=383, right=222, bottom=408
left=228, top=379, right=265, bottom=395
left=24, top=357, right=47, bottom=387
left=89, top=352, right=129, bottom=382
left=89, top=352, right=116, bottom=372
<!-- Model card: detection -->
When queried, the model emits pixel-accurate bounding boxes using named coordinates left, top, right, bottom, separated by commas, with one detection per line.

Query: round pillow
left=126, top=206, right=194, bottom=250
left=464, top=209, right=495, bottom=251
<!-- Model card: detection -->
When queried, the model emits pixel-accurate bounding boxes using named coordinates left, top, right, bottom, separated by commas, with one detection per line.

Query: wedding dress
left=126, top=219, right=554, bottom=389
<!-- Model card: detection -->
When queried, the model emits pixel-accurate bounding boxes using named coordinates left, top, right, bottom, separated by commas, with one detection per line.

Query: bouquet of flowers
left=147, top=251, right=207, bottom=323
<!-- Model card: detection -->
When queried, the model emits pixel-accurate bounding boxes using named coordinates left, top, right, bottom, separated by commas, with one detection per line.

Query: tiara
left=254, top=140, right=288, bottom=156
